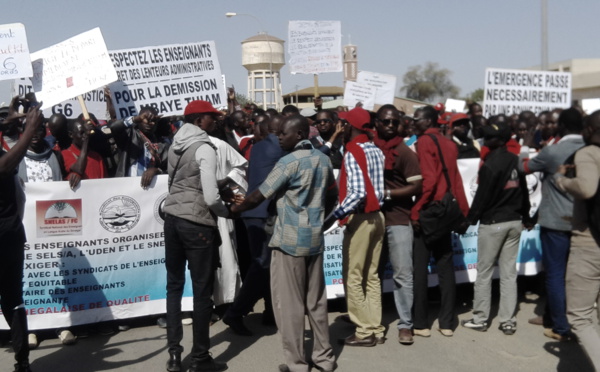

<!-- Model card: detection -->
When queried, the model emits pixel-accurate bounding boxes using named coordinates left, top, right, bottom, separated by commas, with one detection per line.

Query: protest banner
left=356, top=71, right=397, bottom=105
left=288, top=21, right=342, bottom=75
left=0, top=23, right=32, bottom=81
left=343, top=81, right=375, bottom=111
left=13, top=78, right=108, bottom=120
left=30, top=28, right=117, bottom=109
left=0, top=159, right=543, bottom=330
left=108, top=41, right=226, bottom=118
left=0, top=176, right=194, bottom=331
left=483, top=67, right=571, bottom=117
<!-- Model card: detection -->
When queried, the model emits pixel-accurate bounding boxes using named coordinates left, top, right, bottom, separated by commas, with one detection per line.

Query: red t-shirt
left=61, top=144, right=107, bottom=180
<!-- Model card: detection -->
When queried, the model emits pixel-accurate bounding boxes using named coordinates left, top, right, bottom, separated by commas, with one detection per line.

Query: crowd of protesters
left=1, top=88, right=599, bottom=372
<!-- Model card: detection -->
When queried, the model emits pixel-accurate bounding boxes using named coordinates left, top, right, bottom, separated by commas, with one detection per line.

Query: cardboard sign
left=343, top=81, right=375, bottom=111
left=108, top=41, right=225, bottom=118
left=0, top=23, right=33, bottom=81
left=483, top=67, right=571, bottom=117
left=445, top=98, right=466, bottom=113
left=13, top=78, right=108, bottom=120
left=30, top=28, right=116, bottom=109
left=356, top=71, right=397, bottom=105
left=288, top=21, right=342, bottom=75
left=582, top=98, right=600, bottom=115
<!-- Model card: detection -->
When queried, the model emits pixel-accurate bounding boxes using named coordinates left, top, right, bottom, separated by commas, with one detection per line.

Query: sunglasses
left=315, top=119, right=333, bottom=124
left=379, top=119, right=400, bottom=126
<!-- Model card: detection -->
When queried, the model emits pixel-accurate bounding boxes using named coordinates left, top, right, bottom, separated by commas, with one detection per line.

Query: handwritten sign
left=343, top=81, right=375, bottom=111
left=483, top=67, right=571, bottom=117
left=108, top=41, right=225, bottom=118
left=356, top=71, right=397, bottom=105
left=0, top=23, right=33, bottom=81
left=288, top=21, right=342, bottom=75
left=30, top=28, right=117, bottom=109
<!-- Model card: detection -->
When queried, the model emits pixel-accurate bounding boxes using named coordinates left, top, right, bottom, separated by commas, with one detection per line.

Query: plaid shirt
left=334, top=142, right=385, bottom=219
left=259, top=140, right=336, bottom=257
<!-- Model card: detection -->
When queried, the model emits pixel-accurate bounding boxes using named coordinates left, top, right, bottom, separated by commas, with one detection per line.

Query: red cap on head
left=345, top=107, right=371, bottom=130
left=434, top=102, right=445, bottom=112
left=184, top=100, right=221, bottom=116
left=449, top=113, right=469, bottom=127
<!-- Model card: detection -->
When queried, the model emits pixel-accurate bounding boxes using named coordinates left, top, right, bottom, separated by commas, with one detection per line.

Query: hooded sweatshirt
left=163, top=123, right=228, bottom=226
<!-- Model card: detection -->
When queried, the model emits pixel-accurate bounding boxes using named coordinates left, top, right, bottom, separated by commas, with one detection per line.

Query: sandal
left=499, top=323, right=516, bottom=335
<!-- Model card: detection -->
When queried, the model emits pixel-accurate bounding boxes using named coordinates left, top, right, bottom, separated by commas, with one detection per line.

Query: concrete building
left=527, top=58, right=600, bottom=102
left=241, top=33, right=285, bottom=111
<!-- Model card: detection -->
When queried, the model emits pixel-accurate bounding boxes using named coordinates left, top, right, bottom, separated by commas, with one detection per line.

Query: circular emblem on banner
left=154, top=193, right=168, bottom=225
left=99, top=195, right=141, bottom=233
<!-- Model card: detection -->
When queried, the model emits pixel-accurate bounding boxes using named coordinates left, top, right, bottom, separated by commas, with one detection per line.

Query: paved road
left=1, top=284, right=596, bottom=372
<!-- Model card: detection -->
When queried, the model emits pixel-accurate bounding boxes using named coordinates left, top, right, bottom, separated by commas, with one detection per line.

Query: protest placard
left=483, top=67, right=571, bottom=117
left=343, top=81, right=375, bottom=111
left=108, top=41, right=226, bottom=118
left=288, top=21, right=342, bottom=75
left=356, top=71, right=397, bottom=105
left=445, top=98, right=466, bottom=113
left=30, top=28, right=117, bottom=109
left=13, top=78, right=108, bottom=120
left=582, top=98, right=600, bottom=115
left=0, top=23, right=33, bottom=81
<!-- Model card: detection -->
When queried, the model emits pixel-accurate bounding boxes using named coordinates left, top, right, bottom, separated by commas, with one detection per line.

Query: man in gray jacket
left=520, top=108, right=585, bottom=341
left=163, top=100, right=230, bottom=372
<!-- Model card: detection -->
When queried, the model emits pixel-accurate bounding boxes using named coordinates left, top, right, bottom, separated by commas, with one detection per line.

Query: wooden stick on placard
left=313, top=74, right=320, bottom=98
left=77, top=95, right=94, bottom=134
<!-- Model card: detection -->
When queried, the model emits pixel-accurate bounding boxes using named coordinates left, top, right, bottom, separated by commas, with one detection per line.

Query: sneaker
left=188, top=357, right=227, bottom=372
left=58, top=330, right=77, bottom=345
left=182, top=317, right=193, bottom=326
left=543, top=328, right=571, bottom=342
left=461, top=319, right=488, bottom=332
left=118, top=324, right=131, bottom=332
left=438, top=328, right=454, bottom=337
left=499, top=322, right=516, bottom=335
left=27, top=333, right=38, bottom=349
left=413, top=328, right=431, bottom=337
left=157, top=317, right=168, bottom=329
left=278, top=365, right=290, bottom=372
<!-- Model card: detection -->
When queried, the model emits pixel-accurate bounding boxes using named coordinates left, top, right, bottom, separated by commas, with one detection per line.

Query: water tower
left=241, top=33, right=285, bottom=111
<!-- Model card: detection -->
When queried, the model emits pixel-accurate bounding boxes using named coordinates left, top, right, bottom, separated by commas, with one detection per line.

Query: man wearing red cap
left=333, top=107, right=386, bottom=347
left=162, top=100, right=230, bottom=372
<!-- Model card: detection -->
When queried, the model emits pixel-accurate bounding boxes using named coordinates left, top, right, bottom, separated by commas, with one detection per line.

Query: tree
left=464, top=88, right=484, bottom=104
left=401, top=62, right=460, bottom=103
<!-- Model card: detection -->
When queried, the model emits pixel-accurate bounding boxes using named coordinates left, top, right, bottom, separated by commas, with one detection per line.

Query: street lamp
left=226, top=12, right=276, bottom=110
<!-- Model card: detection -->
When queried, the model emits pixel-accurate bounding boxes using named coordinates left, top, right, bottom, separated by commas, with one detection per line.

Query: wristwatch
left=385, top=189, right=392, bottom=201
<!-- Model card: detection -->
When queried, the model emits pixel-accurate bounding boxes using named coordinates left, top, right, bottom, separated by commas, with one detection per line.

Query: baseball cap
left=434, top=103, right=445, bottom=112
left=345, top=107, right=371, bottom=130
left=300, top=107, right=317, bottom=118
left=449, top=113, right=469, bottom=128
left=184, top=100, right=221, bottom=116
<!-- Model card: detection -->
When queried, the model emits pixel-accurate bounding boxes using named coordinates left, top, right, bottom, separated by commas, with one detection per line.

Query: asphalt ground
left=1, top=278, right=596, bottom=372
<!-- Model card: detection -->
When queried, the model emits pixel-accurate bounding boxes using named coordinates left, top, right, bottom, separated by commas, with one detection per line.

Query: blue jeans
left=541, top=227, right=571, bottom=335
left=386, top=225, right=414, bottom=330
left=164, top=215, right=218, bottom=362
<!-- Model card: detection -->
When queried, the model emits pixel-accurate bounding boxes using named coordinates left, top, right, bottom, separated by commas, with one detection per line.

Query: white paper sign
left=108, top=41, right=225, bottom=118
left=445, top=98, right=466, bottom=113
left=288, top=20, right=342, bottom=75
left=0, top=23, right=33, bottom=80
left=30, top=28, right=117, bottom=109
left=356, top=71, right=396, bottom=105
left=13, top=78, right=109, bottom=120
left=483, top=67, right=571, bottom=117
left=582, top=98, right=600, bottom=115
left=343, top=81, right=375, bottom=111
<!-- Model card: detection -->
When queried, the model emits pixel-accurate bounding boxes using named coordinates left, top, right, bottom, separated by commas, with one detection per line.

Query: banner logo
left=36, top=199, right=83, bottom=237
left=153, top=193, right=168, bottom=225
left=99, top=195, right=140, bottom=233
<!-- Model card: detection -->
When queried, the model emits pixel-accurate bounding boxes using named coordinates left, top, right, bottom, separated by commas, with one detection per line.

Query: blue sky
left=2, top=0, right=599, bottom=104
